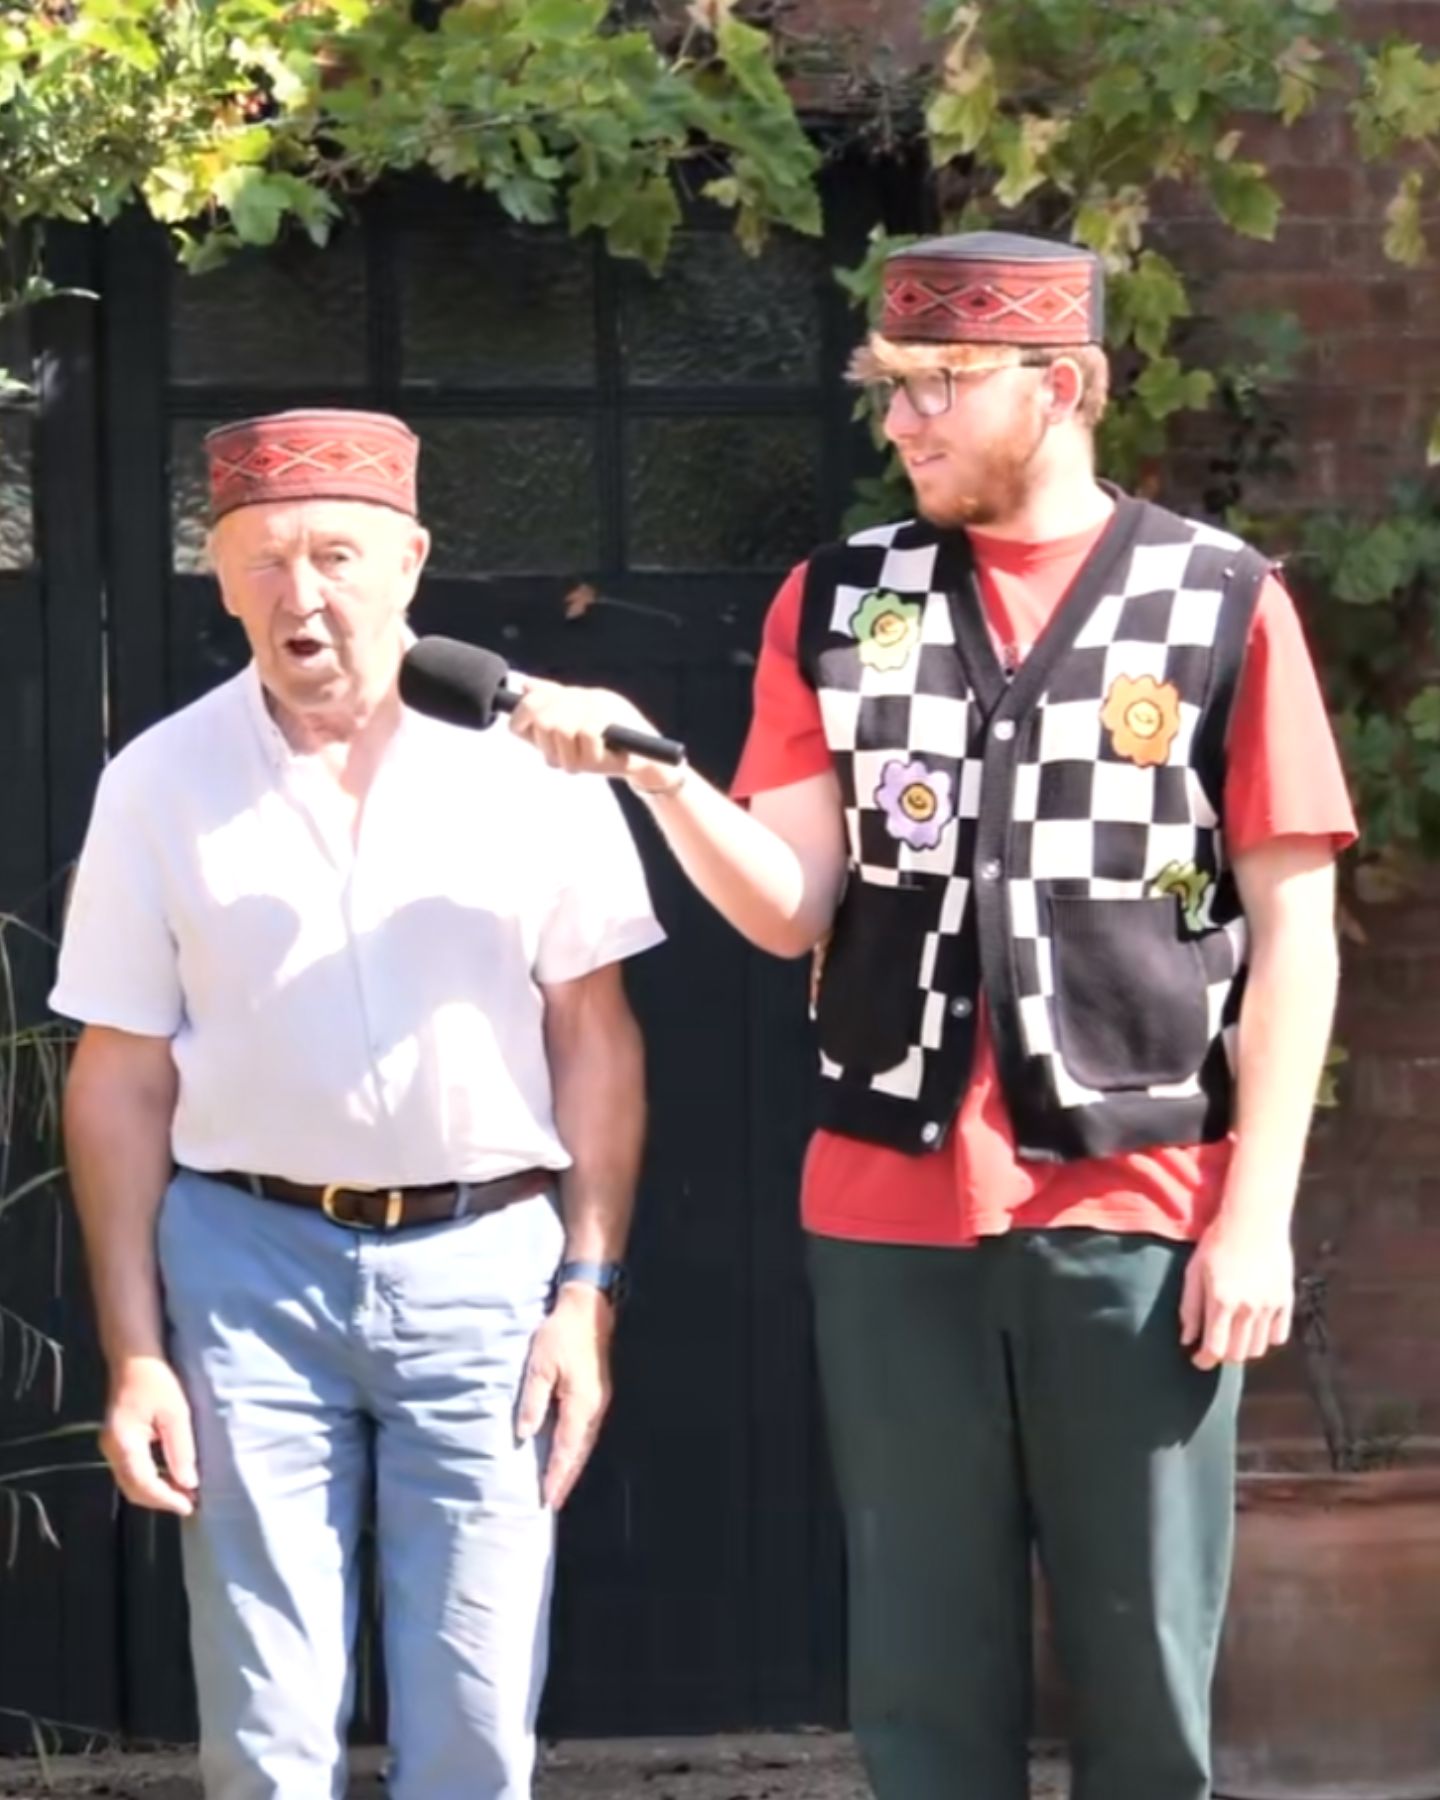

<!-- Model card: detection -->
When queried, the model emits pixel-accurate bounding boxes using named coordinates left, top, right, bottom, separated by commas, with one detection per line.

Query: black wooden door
left=1, top=169, right=882, bottom=1742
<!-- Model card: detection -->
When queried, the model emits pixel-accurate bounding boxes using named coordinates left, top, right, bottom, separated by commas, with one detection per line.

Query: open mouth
left=284, top=633, right=331, bottom=662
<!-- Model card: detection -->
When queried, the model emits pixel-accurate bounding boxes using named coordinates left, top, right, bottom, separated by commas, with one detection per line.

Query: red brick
left=1364, top=389, right=1424, bottom=438
left=787, top=0, right=928, bottom=60
left=1234, top=110, right=1345, bottom=170
left=1312, top=1120, right=1440, bottom=1174
left=1351, top=1053, right=1440, bottom=1119
left=1347, top=0, right=1440, bottom=46
left=1211, top=272, right=1380, bottom=334
left=1326, top=334, right=1440, bottom=386
left=1158, top=218, right=1336, bottom=276
left=1240, top=1394, right=1332, bottom=1442
left=1270, top=163, right=1365, bottom=218
left=1289, top=387, right=1365, bottom=438
left=1331, top=222, right=1410, bottom=273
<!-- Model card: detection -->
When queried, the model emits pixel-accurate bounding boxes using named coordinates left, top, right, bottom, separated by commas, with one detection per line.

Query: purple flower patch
left=875, top=758, right=954, bottom=851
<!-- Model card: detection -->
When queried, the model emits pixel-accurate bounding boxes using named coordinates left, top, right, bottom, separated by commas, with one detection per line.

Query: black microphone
left=399, top=636, right=688, bottom=767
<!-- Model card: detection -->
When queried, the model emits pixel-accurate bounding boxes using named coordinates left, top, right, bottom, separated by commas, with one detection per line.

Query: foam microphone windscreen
left=399, top=637, right=511, bottom=730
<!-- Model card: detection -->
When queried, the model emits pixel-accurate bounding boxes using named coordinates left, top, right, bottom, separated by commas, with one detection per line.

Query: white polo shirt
left=50, top=664, right=665, bottom=1185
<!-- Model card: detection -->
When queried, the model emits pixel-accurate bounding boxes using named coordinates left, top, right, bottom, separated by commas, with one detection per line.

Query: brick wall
left=1162, top=7, right=1440, bottom=1465
left=791, top=0, right=1440, bottom=1461
left=1244, top=872, right=1440, bottom=1464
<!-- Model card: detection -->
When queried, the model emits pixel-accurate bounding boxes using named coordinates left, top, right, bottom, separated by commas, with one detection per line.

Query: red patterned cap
left=881, top=232, right=1104, bottom=348
left=205, top=409, right=419, bottom=521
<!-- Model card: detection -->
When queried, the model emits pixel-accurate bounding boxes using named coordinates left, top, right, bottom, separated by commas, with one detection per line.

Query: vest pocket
left=816, top=880, right=933, bottom=1074
left=1048, top=895, right=1209, bottom=1091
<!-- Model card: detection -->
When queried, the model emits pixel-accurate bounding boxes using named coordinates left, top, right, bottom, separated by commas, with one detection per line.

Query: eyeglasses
left=866, top=355, right=1058, bottom=420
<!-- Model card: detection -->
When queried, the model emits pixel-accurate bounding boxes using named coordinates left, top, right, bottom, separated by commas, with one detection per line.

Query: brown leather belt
left=210, top=1166, right=553, bottom=1232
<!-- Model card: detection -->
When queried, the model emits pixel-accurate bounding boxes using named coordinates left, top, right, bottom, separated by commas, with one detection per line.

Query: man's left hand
left=516, top=1282, right=616, bottom=1509
left=1179, top=1215, right=1295, bottom=1370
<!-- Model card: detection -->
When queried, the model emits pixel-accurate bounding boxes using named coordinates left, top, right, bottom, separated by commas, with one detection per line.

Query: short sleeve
left=1223, top=574, right=1359, bottom=857
left=533, top=775, right=666, bottom=986
left=49, top=757, right=185, bottom=1036
left=730, top=562, right=834, bottom=800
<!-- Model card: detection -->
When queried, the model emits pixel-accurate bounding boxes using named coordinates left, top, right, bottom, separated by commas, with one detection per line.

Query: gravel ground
left=0, top=1737, right=1070, bottom=1798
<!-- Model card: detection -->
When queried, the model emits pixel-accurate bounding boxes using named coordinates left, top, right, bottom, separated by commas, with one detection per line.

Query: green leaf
left=715, top=16, right=788, bottom=108
left=925, top=81, right=998, bottom=165
left=492, top=171, right=559, bottom=225
left=1384, top=170, right=1428, bottom=267
left=1135, top=354, right=1215, bottom=421
left=1429, top=410, right=1440, bottom=469
left=1277, top=36, right=1326, bottom=125
left=175, top=230, right=239, bottom=275
left=603, top=174, right=681, bottom=273
left=1110, top=250, right=1190, bottom=357
left=524, top=0, right=606, bottom=44
left=1406, top=687, right=1440, bottom=744
left=1210, top=160, right=1281, bottom=240
left=1332, top=521, right=1416, bottom=604
left=992, top=113, right=1069, bottom=209
left=73, top=14, right=160, bottom=72
left=1074, top=187, right=1150, bottom=265
left=1088, top=66, right=1148, bottom=130
left=213, top=167, right=291, bottom=246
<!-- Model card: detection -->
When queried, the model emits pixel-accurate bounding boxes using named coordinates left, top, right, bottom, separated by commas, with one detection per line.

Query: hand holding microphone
left=399, top=637, right=688, bottom=792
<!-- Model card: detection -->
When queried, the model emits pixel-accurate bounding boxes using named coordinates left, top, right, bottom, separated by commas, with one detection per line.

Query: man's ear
left=1043, top=357, right=1086, bottom=423
left=208, top=527, right=241, bottom=619
left=397, top=522, right=431, bottom=606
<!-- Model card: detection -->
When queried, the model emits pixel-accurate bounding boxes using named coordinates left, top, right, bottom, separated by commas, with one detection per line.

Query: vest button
left=993, top=719, right=1016, bottom=741
left=950, top=996, right=973, bottom=1019
left=921, top=1121, right=942, bottom=1146
left=979, top=858, right=1002, bottom=881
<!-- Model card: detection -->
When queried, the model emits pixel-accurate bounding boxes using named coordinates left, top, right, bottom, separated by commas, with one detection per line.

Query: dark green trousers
left=808, top=1228, right=1241, bottom=1800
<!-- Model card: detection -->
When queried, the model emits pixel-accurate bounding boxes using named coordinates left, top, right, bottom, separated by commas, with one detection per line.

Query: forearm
left=65, top=1071, right=176, bottom=1370
left=549, top=1002, right=646, bottom=1264
left=1221, top=920, right=1339, bottom=1233
left=636, top=772, right=835, bottom=958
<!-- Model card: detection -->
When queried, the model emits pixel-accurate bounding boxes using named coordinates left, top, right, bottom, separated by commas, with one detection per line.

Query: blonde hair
left=849, top=333, right=1111, bottom=429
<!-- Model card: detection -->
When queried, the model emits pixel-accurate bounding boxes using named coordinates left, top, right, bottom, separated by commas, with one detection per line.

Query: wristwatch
left=556, top=1259, right=630, bottom=1307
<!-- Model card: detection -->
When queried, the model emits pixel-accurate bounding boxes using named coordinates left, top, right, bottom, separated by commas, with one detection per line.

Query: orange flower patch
left=1100, top=674, right=1182, bottom=768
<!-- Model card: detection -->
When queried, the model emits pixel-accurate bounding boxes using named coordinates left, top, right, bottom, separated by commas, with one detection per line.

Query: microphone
left=399, top=636, right=688, bottom=767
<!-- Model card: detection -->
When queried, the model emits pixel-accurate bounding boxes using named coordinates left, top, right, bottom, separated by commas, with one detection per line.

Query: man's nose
left=274, top=560, right=326, bottom=615
left=882, top=385, right=923, bottom=444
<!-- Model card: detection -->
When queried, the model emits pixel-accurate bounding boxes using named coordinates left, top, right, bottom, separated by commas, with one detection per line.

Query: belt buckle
left=320, top=1183, right=405, bottom=1232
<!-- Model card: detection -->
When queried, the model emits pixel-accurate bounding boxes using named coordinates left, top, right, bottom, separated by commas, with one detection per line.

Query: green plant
left=0, top=918, right=97, bottom=1564
left=839, top=0, right=1440, bottom=523
left=1283, top=487, right=1440, bottom=864
left=0, top=0, right=822, bottom=393
left=1296, top=1238, right=1418, bottom=1473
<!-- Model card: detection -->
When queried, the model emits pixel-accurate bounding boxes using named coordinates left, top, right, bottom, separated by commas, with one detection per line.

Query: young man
left=53, top=410, right=663, bottom=1800
left=510, top=232, right=1355, bottom=1799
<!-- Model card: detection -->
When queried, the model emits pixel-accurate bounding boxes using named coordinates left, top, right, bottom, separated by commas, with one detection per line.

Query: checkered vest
left=799, top=494, right=1268, bottom=1161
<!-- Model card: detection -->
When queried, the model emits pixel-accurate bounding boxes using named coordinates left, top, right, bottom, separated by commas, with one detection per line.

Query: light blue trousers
left=157, top=1169, right=563, bottom=1800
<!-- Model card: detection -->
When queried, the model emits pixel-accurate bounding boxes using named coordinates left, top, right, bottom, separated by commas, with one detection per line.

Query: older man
left=509, top=233, right=1357, bottom=1799
left=52, top=409, right=663, bottom=1800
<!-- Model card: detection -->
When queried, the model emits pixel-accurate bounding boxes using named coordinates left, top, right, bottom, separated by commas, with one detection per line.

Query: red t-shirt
left=731, top=518, right=1358, bottom=1248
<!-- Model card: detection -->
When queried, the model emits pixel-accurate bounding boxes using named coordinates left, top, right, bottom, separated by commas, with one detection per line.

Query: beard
left=911, top=406, right=1048, bottom=531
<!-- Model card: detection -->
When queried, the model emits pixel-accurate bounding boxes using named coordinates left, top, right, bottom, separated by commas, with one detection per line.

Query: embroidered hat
left=880, top=231, right=1104, bottom=349
left=205, top=408, right=419, bottom=521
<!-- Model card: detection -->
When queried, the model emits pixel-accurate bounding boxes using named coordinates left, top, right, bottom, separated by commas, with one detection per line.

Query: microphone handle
left=491, top=685, right=687, bottom=767
left=602, top=723, right=687, bottom=767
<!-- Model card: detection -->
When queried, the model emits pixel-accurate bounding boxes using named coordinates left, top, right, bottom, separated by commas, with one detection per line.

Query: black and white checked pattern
left=799, top=500, right=1262, bottom=1157
left=813, top=521, right=982, bottom=1105
left=1006, top=520, right=1251, bottom=1117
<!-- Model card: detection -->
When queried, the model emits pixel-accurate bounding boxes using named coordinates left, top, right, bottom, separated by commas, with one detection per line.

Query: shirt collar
left=239, top=661, right=294, bottom=774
